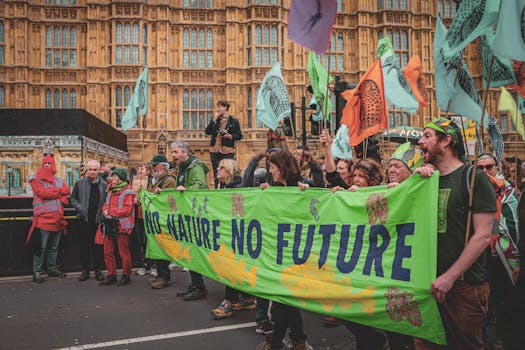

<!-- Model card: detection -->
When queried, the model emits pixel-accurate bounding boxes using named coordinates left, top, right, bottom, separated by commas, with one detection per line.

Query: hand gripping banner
left=141, top=174, right=446, bottom=345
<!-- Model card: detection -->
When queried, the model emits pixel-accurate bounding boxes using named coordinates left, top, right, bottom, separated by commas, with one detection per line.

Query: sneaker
left=176, top=285, right=194, bottom=297
left=149, top=268, right=158, bottom=277
left=182, top=267, right=189, bottom=272
left=94, top=270, right=105, bottom=281
left=256, top=322, right=274, bottom=335
left=323, top=316, right=343, bottom=327
left=78, top=270, right=90, bottom=282
left=286, top=339, right=313, bottom=350
left=136, top=267, right=146, bottom=276
left=231, top=297, right=256, bottom=311
left=211, top=300, right=233, bottom=319
left=32, top=272, right=45, bottom=283
left=117, top=275, right=131, bottom=286
left=183, top=287, right=207, bottom=301
left=151, top=278, right=171, bottom=289
left=47, top=270, right=66, bottom=278
left=168, top=262, right=179, bottom=271
left=99, top=275, right=117, bottom=286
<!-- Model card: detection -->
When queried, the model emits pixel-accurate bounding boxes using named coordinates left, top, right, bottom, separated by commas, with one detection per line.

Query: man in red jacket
left=28, top=154, right=70, bottom=283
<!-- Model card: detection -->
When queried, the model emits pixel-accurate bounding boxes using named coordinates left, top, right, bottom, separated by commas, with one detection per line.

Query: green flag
left=141, top=174, right=446, bottom=345
left=493, top=0, right=525, bottom=61
left=480, top=29, right=517, bottom=88
left=331, top=125, right=353, bottom=159
left=307, top=51, right=333, bottom=121
left=381, top=51, right=420, bottom=114
left=443, top=0, right=501, bottom=61
left=122, top=66, right=148, bottom=131
left=256, top=61, right=291, bottom=131
left=435, top=17, right=488, bottom=127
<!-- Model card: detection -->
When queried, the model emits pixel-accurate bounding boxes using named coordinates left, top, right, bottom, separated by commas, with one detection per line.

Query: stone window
left=115, top=85, right=131, bottom=128
left=45, top=88, right=77, bottom=108
left=0, top=21, right=4, bottom=65
left=46, top=0, right=77, bottom=5
left=183, top=0, right=213, bottom=8
left=183, top=28, right=213, bottom=68
left=316, top=31, right=345, bottom=71
left=115, top=22, right=147, bottom=65
left=45, top=26, right=76, bottom=67
left=381, top=0, right=408, bottom=10
left=438, top=1, right=457, bottom=18
left=248, top=24, right=278, bottom=67
left=0, top=86, right=4, bottom=107
left=389, top=108, right=411, bottom=128
left=383, top=29, right=409, bottom=68
left=183, top=89, right=213, bottom=130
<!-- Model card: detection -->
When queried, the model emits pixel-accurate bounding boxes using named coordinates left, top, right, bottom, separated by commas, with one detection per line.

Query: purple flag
left=288, top=0, right=338, bottom=54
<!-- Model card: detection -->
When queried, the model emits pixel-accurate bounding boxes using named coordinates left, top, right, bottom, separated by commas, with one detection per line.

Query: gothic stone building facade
left=0, top=0, right=523, bottom=193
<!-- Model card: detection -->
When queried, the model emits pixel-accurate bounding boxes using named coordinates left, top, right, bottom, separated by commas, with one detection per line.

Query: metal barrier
left=0, top=197, right=141, bottom=276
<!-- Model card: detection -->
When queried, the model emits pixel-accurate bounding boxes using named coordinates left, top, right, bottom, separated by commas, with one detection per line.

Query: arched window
left=116, top=86, right=122, bottom=128
left=385, top=29, right=409, bottom=67
left=316, top=31, right=344, bottom=71
left=46, top=89, right=52, bottom=108
left=45, top=26, right=76, bottom=67
left=70, top=89, right=76, bottom=108
left=54, top=89, right=60, bottom=108
left=62, top=89, right=68, bottom=108
left=1, top=22, right=6, bottom=64
left=250, top=24, right=279, bottom=67
left=247, top=87, right=253, bottom=128
left=183, top=89, right=190, bottom=129
left=115, top=22, right=146, bottom=65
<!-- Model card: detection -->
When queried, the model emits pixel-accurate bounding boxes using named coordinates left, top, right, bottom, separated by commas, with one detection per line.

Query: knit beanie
left=111, top=168, right=128, bottom=182
left=390, top=142, right=423, bottom=172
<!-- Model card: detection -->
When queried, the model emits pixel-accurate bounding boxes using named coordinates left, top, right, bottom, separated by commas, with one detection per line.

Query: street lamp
left=7, top=166, right=12, bottom=197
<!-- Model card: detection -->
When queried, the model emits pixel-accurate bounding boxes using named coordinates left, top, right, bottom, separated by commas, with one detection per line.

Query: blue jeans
left=33, top=229, right=62, bottom=273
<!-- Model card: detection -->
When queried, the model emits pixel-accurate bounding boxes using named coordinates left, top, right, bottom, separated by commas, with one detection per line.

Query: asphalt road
left=0, top=269, right=359, bottom=350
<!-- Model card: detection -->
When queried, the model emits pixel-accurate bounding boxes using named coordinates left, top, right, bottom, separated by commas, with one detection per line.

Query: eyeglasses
left=477, top=164, right=495, bottom=171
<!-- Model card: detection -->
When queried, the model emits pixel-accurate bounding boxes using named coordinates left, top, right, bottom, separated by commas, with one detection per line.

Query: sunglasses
left=477, top=164, right=495, bottom=171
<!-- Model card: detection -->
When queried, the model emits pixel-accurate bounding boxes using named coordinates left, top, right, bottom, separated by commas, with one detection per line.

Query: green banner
left=141, top=174, right=446, bottom=345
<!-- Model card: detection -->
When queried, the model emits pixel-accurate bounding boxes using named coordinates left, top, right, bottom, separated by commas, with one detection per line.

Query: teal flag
left=381, top=51, right=420, bottom=114
left=443, top=0, right=501, bottom=61
left=493, top=0, right=525, bottom=61
left=142, top=174, right=446, bottom=345
left=331, top=125, right=353, bottom=159
left=256, top=61, right=291, bottom=130
left=435, top=18, right=489, bottom=127
left=307, top=51, right=333, bottom=121
left=122, top=66, right=149, bottom=131
left=480, top=30, right=516, bottom=88
left=376, top=37, right=394, bottom=59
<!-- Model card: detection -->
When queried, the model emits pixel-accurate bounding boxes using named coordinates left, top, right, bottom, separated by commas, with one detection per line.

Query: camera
left=100, top=216, right=119, bottom=237
left=219, top=129, right=227, bottom=136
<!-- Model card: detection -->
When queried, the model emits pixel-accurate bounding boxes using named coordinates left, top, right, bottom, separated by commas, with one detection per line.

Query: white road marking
left=53, top=322, right=258, bottom=350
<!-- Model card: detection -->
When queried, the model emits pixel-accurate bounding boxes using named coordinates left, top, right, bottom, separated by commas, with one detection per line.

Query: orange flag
left=341, top=60, right=387, bottom=147
left=403, top=55, right=428, bottom=107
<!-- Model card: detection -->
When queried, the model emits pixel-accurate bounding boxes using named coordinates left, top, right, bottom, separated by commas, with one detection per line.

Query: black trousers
left=269, top=302, right=306, bottom=345
left=156, top=259, right=171, bottom=281
left=210, top=152, right=235, bottom=188
left=79, top=221, right=104, bottom=272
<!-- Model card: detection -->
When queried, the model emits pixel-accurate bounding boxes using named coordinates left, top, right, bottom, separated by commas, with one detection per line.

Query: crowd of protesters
left=26, top=105, right=525, bottom=350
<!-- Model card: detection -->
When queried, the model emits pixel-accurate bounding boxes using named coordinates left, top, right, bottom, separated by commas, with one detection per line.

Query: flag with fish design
left=141, top=174, right=446, bottom=345
left=256, top=61, right=291, bottom=130
left=442, top=0, right=501, bottom=61
left=341, top=60, right=387, bottom=146
left=434, top=17, right=489, bottom=127
left=493, top=0, right=525, bottom=61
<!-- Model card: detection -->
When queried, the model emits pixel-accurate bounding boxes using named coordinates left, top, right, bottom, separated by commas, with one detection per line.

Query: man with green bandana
left=413, top=118, right=497, bottom=350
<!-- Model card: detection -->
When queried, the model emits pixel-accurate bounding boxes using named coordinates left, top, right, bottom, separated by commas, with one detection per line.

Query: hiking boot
left=78, top=270, right=90, bottom=282
left=147, top=275, right=158, bottom=285
left=94, top=270, right=105, bottom=281
left=136, top=267, right=147, bottom=276
left=256, top=341, right=283, bottom=350
left=183, top=287, right=207, bottom=301
left=99, top=275, right=117, bottom=286
left=211, top=300, right=233, bottom=319
left=231, top=296, right=256, bottom=311
left=117, top=275, right=131, bottom=286
left=151, top=278, right=171, bottom=289
left=32, top=272, right=45, bottom=283
left=323, top=316, right=343, bottom=327
left=176, top=285, right=194, bottom=297
left=287, top=339, right=313, bottom=350
left=255, top=322, right=274, bottom=335
left=149, top=268, right=158, bottom=277
left=47, top=270, right=66, bottom=278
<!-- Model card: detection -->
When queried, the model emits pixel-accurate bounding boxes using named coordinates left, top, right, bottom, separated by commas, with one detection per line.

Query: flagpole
left=465, top=54, right=495, bottom=246
left=141, top=113, right=145, bottom=162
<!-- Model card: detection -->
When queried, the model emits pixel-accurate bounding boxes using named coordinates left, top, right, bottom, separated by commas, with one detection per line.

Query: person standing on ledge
left=205, top=100, right=242, bottom=188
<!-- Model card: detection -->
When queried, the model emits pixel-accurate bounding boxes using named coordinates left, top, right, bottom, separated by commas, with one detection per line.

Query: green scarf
left=110, top=181, right=128, bottom=193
